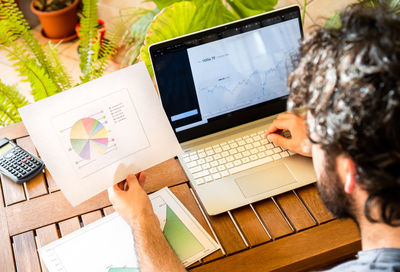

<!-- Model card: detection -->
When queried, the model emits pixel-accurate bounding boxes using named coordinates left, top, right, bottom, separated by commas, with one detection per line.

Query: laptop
left=149, top=6, right=316, bottom=215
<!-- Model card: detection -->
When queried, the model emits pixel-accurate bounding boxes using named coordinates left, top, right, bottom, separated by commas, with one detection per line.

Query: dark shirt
left=325, top=248, right=400, bottom=271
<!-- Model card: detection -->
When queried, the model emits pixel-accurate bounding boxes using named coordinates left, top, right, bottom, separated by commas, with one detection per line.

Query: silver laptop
left=149, top=6, right=316, bottom=215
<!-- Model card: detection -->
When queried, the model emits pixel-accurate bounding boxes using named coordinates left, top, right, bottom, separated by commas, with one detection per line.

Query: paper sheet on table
left=38, top=213, right=140, bottom=272
left=19, top=62, right=182, bottom=206
left=38, top=188, right=221, bottom=271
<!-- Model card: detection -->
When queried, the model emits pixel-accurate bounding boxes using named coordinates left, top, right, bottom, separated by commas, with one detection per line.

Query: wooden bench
left=0, top=122, right=361, bottom=272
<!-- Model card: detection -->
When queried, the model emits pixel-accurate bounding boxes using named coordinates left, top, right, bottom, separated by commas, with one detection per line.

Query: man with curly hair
left=108, top=2, right=400, bottom=271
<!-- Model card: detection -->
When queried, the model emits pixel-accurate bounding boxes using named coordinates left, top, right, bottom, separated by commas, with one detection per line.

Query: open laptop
left=149, top=6, right=316, bottom=215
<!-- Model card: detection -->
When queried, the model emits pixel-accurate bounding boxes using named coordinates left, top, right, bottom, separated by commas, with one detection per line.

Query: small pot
left=31, top=0, right=79, bottom=40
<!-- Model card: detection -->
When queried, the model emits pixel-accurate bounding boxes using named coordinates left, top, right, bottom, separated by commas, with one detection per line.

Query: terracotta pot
left=31, top=0, right=79, bottom=39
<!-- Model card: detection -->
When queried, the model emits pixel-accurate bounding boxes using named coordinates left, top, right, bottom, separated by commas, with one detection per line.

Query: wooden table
left=0, top=122, right=361, bottom=272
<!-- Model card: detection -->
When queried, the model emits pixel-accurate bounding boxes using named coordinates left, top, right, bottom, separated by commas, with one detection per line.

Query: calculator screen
left=0, top=143, right=13, bottom=155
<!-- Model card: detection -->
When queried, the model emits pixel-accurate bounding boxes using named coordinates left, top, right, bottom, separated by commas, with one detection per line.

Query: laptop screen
left=150, top=6, right=303, bottom=142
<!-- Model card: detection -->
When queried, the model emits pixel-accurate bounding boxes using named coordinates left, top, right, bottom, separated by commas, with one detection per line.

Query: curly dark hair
left=287, top=2, right=400, bottom=226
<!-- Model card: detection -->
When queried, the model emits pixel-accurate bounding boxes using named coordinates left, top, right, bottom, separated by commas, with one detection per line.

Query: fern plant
left=0, top=81, right=28, bottom=126
left=78, top=0, right=116, bottom=83
left=0, top=0, right=117, bottom=127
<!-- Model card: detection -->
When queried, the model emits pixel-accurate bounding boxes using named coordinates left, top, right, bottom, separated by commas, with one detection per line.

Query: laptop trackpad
left=235, top=163, right=297, bottom=198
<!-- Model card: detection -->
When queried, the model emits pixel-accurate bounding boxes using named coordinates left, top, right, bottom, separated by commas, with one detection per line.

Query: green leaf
left=141, top=1, right=197, bottom=75
left=226, top=0, right=277, bottom=18
left=47, top=42, right=74, bottom=90
left=140, top=0, right=239, bottom=75
left=130, top=9, right=159, bottom=41
left=79, top=0, right=100, bottom=83
left=147, top=0, right=186, bottom=10
left=325, top=13, right=342, bottom=29
left=24, top=61, right=59, bottom=101
left=189, top=0, right=239, bottom=32
left=0, top=80, right=28, bottom=126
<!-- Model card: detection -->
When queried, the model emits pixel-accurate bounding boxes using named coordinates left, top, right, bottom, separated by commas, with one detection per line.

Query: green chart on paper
left=163, top=205, right=204, bottom=260
left=108, top=268, right=140, bottom=272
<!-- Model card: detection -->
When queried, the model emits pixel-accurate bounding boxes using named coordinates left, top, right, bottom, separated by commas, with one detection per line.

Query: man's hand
left=265, top=112, right=312, bottom=157
left=108, top=172, right=158, bottom=229
left=108, top=173, right=187, bottom=272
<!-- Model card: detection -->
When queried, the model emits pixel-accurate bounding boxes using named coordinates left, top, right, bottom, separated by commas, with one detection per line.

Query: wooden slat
left=0, top=179, right=15, bottom=271
left=274, top=192, right=316, bottom=231
left=103, top=206, right=115, bottom=216
left=58, top=217, right=81, bottom=236
left=36, top=224, right=60, bottom=272
left=169, top=184, right=224, bottom=262
left=6, top=157, right=190, bottom=236
left=206, top=212, right=247, bottom=255
left=81, top=210, right=103, bottom=226
left=1, top=173, right=26, bottom=206
left=296, top=184, right=335, bottom=224
left=253, top=198, right=293, bottom=239
left=6, top=190, right=110, bottom=236
left=143, top=158, right=188, bottom=193
left=190, top=219, right=361, bottom=272
left=16, top=137, right=48, bottom=199
left=231, top=206, right=271, bottom=246
left=13, top=231, right=41, bottom=272
left=44, top=169, right=59, bottom=192
left=35, top=224, right=59, bottom=247
left=0, top=122, right=28, bottom=140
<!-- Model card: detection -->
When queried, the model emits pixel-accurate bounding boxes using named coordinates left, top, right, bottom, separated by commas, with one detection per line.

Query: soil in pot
left=31, top=0, right=79, bottom=40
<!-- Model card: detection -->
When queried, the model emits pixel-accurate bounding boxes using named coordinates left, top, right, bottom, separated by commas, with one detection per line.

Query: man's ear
left=337, top=156, right=357, bottom=194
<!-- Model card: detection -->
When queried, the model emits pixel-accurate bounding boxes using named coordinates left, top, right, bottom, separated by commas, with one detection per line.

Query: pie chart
left=70, top=117, right=109, bottom=160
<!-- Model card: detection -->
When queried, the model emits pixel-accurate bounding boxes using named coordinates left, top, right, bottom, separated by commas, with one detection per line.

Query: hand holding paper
left=108, top=172, right=159, bottom=229
left=19, top=62, right=182, bottom=206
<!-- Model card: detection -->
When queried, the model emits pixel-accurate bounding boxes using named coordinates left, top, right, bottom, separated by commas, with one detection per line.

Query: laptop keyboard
left=182, top=130, right=295, bottom=185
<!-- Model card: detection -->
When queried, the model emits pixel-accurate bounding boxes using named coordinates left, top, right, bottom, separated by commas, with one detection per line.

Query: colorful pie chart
left=70, top=117, right=108, bottom=160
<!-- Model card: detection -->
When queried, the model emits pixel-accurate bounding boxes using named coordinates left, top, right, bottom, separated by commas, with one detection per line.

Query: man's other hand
left=265, top=112, right=312, bottom=157
left=108, top=172, right=158, bottom=229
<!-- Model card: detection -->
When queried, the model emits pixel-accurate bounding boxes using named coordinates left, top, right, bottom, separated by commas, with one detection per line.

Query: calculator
left=0, top=138, right=45, bottom=184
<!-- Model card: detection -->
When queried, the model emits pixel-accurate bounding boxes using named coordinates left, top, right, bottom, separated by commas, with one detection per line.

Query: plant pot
left=75, top=19, right=106, bottom=45
left=31, top=0, right=79, bottom=40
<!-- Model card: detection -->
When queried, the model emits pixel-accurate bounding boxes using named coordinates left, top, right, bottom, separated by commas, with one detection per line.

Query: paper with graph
left=38, top=188, right=220, bottom=271
left=19, top=62, right=182, bottom=206
left=150, top=188, right=220, bottom=266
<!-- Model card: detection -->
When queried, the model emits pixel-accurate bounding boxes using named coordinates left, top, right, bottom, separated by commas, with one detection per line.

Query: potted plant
left=0, top=0, right=118, bottom=126
left=31, top=0, right=79, bottom=42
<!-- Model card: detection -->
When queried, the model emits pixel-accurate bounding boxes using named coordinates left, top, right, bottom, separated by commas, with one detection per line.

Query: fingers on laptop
left=265, top=117, right=294, bottom=135
left=267, top=133, right=293, bottom=150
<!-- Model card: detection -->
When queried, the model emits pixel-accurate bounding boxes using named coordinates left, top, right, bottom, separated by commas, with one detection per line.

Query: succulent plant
left=33, top=0, right=75, bottom=12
